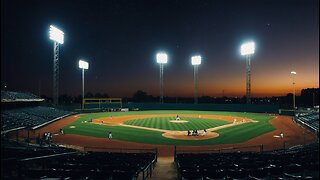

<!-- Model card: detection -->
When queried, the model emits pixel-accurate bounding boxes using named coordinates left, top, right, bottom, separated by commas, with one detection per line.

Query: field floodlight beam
left=241, top=41, right=255, bottom=104
left=49, top=25, right=64, bottom=106
left=156, top=52, right=168, bottom=103
left=291, top=71, right=297, bottom=110
left=79, top=60, right=89, bottom=109
left=192, top=55, right=201, bottom=104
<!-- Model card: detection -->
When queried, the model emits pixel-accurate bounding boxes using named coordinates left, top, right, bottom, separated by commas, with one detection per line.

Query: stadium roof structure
left=1, top=91, right=44, bottom=103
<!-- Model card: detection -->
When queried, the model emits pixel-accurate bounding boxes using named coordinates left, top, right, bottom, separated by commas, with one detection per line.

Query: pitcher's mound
left=162, top=131, right=219, bottom=140
left=169, top=120, right=189, bottom=123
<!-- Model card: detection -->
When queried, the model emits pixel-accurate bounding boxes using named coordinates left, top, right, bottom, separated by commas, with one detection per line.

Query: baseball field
left=60, top=110, right=275, bottom=146
left=13, top=109, right=315, bottom=157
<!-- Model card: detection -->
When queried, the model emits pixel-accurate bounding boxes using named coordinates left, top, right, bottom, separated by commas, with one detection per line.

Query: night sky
left=1, top=0, right=319, bottom=98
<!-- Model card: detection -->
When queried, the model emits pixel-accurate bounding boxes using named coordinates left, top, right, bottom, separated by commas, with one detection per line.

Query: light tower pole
left=49, top=25, right=64, bottom=106
left=241, top=41, right=255, bottom=104
left=79, top=60, right=89, bottom=109
left=156, top=52, right=168, bottom=104
left=191, top=55, right=201, bottom=104
left=291, top=71, right=297, bottom=109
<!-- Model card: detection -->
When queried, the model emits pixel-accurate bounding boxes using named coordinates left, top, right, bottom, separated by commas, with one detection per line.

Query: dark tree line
left=41, top=88, right=319, bottom=108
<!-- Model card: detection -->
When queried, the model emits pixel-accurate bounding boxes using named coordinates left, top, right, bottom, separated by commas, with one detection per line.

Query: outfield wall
left=123, top=103, right=279, bottom=113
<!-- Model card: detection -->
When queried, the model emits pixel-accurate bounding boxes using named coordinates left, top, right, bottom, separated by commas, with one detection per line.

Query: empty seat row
left=1, top=140, right=156, bottom=180
left=1, top=106, right=74, bottom=131
left=1, top=91, right=40, bottom=100
left=176, top=144, right=319, bottom=180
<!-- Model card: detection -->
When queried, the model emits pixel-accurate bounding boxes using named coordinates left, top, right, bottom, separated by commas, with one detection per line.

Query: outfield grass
left=63, top=110, right=275, bottom=146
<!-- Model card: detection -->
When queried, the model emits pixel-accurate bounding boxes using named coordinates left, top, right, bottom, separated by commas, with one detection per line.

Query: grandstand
left=1, top=91, right=43, bottom=102
left=1, top=91, right=76, bottom=134
left=175, top=143, right=319, bottom=179
left=1, top=139, right=157, bottom=179
left=295, top=112, right=319, bottom=136
left=1, top=106, right=75, bottom=133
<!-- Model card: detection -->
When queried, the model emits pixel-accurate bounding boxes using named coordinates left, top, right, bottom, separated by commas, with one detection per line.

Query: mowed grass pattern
left=125, top=117, right=229, bottom=131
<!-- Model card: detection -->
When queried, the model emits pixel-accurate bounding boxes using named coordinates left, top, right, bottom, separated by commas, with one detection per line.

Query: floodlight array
left=156, top=52, right=168, bottom=64
left=241, top=42, right=255, bottom=56
left=191, top=55, right=202, bottom=65
left=49, top=25, right=64, bottom=44
left=79, top=60, right=89, bottom=69
left=291, top=71, right=297, bottom=75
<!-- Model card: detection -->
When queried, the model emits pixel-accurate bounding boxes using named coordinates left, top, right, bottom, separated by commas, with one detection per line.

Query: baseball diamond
left=61, top=111, right=266, bottom=145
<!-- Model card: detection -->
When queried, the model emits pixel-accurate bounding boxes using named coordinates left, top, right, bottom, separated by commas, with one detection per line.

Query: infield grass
left=125, top=117, right=229, bottom=131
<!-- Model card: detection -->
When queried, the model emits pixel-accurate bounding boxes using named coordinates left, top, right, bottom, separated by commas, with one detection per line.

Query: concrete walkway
left=149, top=157, right=177, bottom=180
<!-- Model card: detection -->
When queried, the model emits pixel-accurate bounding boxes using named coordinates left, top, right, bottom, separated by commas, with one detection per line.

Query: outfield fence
left=125, top=103, right=279, bottom=113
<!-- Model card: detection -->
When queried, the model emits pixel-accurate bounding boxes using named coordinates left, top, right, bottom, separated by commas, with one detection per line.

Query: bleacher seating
left=175, top=143, right=319, bottom=180
left=296, top=112, right=319, bottom=132
left=1, top=106, right=74, bottom=132
left=1, top=91, right=41, bottom=101
left=1, top=140, right=156, bottom=180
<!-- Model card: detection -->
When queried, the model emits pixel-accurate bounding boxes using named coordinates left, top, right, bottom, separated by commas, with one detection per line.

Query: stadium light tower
left=191, top=55, right=201, bottom=104
left=49, top=25, right=64, bottom=106
left=240, top=41, right=255, bottom=104
left=156, top=52, right=168, bottom=103
left=79, top=60, right=89, bottom=109
left=291, top=71, right=297, bottom=109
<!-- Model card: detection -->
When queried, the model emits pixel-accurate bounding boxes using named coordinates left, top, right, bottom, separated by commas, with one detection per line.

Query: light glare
left=49, top=25, right=64, bottom=44
left=241, top=41, right=255, bottom=55
left=156, top=53, right=168, bottom=64
left=79, top=60, right=89, bottom=69
left=291, top=71, right=297, bottom=75
left=191, top=55, right=201, bottom=65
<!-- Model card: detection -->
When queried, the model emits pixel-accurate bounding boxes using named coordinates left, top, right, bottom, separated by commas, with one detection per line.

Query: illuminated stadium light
left=79, top=60, right=89, bottom=109
left=191, top=55, right=201, bottom=104
left=156, top=52, right=168, bottom=64
left=156, top=52, right=168, bottom=103
left=79, top=60, right=89, bottom=69
left=291, top=71, right=297, bottom=75
left=49, top=25, right=64, bottom=106
left=49, top=25, right=64, bottom=44
left=240, top=41, right=255, bottom=56
left=191, top=55, right=201, bottom=65
left=240, top=41, right=256, bottom=104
